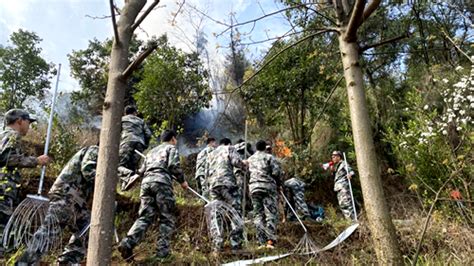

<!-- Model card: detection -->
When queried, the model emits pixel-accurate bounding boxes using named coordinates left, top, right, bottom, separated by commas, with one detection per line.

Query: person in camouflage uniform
left=118, top=105, right=152, bottom=190
left=207, top=138, right=247, bottom=252
left=16, top=145, right=98, bottom=264
left=248, top=140, right=282, bottom=249
left=330, top=151, right=356, bottom=220
left=194, top=137, right=216, bottom=197
left=284, top=176, right=311, bottom=221
left=118, top=130, right=189, bottom=261
left=0, top=109, right=51, bottom=243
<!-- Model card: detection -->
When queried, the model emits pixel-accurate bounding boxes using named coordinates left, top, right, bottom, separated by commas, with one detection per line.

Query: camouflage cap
left=4, top=109, right=37, bottom=124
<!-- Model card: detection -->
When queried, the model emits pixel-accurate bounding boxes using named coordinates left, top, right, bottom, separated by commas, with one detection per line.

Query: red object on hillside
left=450, top=189, right=462, bottom=200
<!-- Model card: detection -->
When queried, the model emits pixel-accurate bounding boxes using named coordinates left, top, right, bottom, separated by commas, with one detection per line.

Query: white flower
left=460, top=110, right=466, bottom=115
left=442, top=130, right=448, bottom=135
left=423, top=105, right=429, bottom=110
left=456, top=126, right=462, bottom=131
left=455, top=66, right=463, bottom=71
left=433, top=78, right=438, bottom=82
left=454, top=82, right=467, bottom=88
left=442, top=78, right=449, bottom=83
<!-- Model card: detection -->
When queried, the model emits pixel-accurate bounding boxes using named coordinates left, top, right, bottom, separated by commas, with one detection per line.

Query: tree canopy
left=134, top=35, right=212, bottom=130
left=0, top=29, right=54, bottom=111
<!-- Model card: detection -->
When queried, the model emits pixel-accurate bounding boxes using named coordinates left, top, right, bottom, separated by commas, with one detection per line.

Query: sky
left=0, top=0, right=292, bottom=93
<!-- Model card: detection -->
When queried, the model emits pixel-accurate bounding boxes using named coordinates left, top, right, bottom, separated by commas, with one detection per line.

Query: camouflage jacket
left=0, top=127, right=38, bottom=183
left=141, top=143, right=185, bottom=186
left=207, top=145, right=245, bottom=189
left=120, top=115, right=152, bottom=147
left=284, top=177, right=305, bottom=191
left=195, top=145, right=215, bottom=179
left=49, top=146, right=99, bottom=205
left=248, top=151, right=281, bottom=193
left=333, top=161, right=355, bottom=190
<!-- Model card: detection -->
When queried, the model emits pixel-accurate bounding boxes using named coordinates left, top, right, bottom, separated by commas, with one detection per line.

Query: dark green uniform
left=0, top=127, right=38, bottom=239
left=119, top=142, right=185, bottom=258
left=17, top=146, right=98, bottom=264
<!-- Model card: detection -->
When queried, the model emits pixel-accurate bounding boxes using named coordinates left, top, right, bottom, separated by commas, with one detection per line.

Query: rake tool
left=281, top=191, right=319, bottom=255
left=188, top=185, right=246, bottom=248
left=2, top=64, right=62, bottom=249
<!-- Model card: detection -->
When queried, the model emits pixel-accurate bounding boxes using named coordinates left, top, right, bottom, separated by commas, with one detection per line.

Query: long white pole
left=281, top=191, right=307, bottom=233
left=37, top=63, right=61, bottom=195
left=343, top=152, right=358, bottom=221
left=242, top=119, right=248, bottom=216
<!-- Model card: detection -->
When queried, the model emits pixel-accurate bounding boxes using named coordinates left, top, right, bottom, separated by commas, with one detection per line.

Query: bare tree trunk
left=338, top=34, right=403, bottom=265
left=87, top=1, right=146, bottom=265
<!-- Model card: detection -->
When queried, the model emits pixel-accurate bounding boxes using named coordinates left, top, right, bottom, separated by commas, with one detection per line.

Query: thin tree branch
left=412, top=170, right=459, bottom=265
left=216, top=4, right=310, bottom=37
left=306, top=6, right=338, bottom=26
left=109, top=0, right=119, bottom=44
left=312, top=75, right=344, bottom=127
left=85, top=14, right=112, bottom=19
left=341, top=0, right=351, bottom=16
left=359, top=33, right=410, bottom=52
left=170, top=0, right=186, bottom=26
left=362, top=0, right=381, bottom=21
left=121, top=43, right=158, bottom=79
left=345, top=0, right=366, bottom=42
left=240, top=29, right=335, bottom=88
left=442, top=30, right=474, bottom=63
left=332, top=0, right=345, bottom=23
left=131, top=0, right=161, bottom=31
left=240, top=30, right=305, bottom=46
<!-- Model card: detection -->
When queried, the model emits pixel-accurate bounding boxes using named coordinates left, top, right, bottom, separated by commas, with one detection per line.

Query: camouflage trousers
left=17, top=198, right=90, bottom=264
left=0, top=172, right=20, bottom=240
left=209, top=185, right=243, bottom=250
left=335, top=180, right=355, bottom=220
left=251, top=190, right=278, bottom=244
left=118, top=141, right=145, bottom=187
left=284, top=187, right=310, bottom=220
left=120, top=182, right=176, bottom=256
left=195, top=175, right=209, bottom=199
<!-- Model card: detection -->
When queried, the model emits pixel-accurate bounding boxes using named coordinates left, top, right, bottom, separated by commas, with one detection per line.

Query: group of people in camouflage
left=0, top=106, right=357, bottom=264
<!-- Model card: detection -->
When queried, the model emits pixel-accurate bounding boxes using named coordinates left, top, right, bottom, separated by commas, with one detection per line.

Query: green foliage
left=0, top=29, right=54, bottom=111
left=134, top=35, right=211, bottom=130
left=242, top=35, right=340, bottom=146
left=384, top=65, right=473, bottom=202
left=48, top=114, right=80, bottom=175
left=68, top=36, right=144, bottom=114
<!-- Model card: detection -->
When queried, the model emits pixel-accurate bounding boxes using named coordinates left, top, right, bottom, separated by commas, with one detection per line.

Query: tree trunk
left=300, top=87, right=306, bottom=145
left=86, top=1, right=146, bottom=265
left=338, top=33, right=403, bottom=265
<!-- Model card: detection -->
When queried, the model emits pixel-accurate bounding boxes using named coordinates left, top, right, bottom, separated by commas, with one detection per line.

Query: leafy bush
left=385, top=64, right=473, bottom=206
